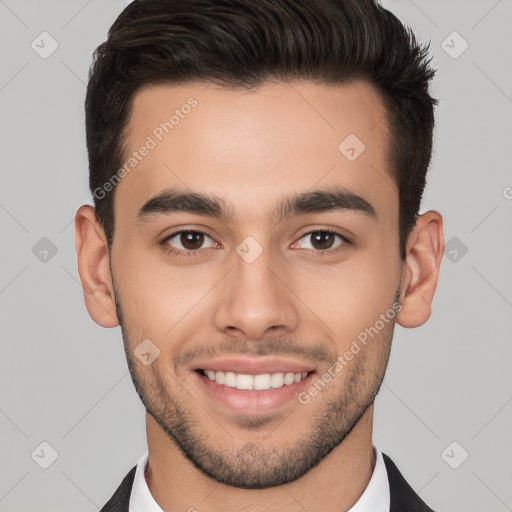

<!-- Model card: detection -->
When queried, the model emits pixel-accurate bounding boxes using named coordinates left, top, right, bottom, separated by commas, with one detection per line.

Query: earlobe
left=396, top=210, right=444, bottom=328
left=74, top=205, right=119, bottom=328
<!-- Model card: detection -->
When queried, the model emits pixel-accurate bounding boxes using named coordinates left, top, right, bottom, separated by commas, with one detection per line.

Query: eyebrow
left=136, top=186, right=376, bottom=224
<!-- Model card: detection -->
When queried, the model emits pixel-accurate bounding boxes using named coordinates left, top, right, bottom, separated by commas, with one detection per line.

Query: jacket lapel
left=383, top=453, right=435, bottom=512
left=99, top=465, right=137, bottom=512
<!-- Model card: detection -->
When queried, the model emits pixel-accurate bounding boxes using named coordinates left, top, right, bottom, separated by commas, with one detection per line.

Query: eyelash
left=160, top=228, right=351, bottom=259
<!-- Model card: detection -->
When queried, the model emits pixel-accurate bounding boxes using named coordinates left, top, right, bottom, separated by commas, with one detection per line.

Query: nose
left=212, top=248, right=300, bottom=341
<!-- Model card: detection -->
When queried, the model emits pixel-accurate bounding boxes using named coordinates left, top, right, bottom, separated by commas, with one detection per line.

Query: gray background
left=1, top=0, right=511, bottom=510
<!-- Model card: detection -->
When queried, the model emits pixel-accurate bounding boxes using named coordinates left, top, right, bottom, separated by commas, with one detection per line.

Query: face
left=109, top=80, right=403, bottom=488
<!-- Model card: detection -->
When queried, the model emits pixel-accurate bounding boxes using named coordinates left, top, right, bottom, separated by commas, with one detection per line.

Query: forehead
left=116, top=80, right=396, bottom=222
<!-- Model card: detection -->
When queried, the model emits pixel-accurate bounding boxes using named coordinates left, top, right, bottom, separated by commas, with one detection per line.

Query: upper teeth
left=204, top=370, right=308, bottom=390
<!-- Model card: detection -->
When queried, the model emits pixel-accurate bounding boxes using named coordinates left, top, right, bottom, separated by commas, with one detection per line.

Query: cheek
left=114, top=248, right=217, bottom=337
left=289, top=256, right=399, bottom=341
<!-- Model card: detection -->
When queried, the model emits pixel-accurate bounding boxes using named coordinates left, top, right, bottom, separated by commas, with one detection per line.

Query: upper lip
left=193, top=357, right=316, bottom=375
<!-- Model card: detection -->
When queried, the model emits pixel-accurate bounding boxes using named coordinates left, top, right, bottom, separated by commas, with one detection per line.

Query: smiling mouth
left=196, top=369, right=315, bottom=391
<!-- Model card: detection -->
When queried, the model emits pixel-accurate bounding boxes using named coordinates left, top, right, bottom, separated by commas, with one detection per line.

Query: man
left=75, top=0, right=444, bottom=510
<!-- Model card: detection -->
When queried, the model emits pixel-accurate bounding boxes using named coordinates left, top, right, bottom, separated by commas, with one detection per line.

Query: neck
left=144, top=407, right=376, bottom=512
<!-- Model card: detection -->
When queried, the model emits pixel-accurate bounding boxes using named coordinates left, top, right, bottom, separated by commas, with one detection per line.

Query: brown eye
left=295, top=230, right=347, bottom=252
left=180, top=231, right=205, bottom=250
left=309, top=231, right=336, bottom=250
left=163, top=230, right=215, bottom=253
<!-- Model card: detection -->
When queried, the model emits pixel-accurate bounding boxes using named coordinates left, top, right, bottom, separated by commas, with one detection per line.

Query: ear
left=74, top=205, right=119, bottom=328
left=396, top=210, right=444, bottom=328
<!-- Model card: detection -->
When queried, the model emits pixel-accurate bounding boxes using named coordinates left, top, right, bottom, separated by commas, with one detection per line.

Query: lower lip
left=194, top=371, right=315, bottom=414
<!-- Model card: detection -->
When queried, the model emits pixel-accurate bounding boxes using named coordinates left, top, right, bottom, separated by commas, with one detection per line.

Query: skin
left=75, top=80, right=444, bottom=511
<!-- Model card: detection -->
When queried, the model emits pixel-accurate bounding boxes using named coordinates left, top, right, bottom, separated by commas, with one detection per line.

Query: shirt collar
left=129, top=449, right=163, bottom=512
left=129, top=445, right=389, bottom=512
left=348, top=446, right=390, bottom=512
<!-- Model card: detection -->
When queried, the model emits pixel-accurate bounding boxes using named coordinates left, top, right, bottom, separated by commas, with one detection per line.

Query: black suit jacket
left=99, top=453, right=435, bottom=511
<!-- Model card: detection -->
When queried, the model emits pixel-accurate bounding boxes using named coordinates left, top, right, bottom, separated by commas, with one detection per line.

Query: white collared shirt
left=129, top=445, right=390, bottom=511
